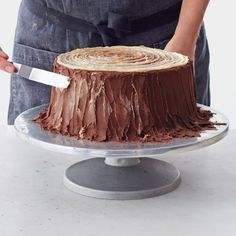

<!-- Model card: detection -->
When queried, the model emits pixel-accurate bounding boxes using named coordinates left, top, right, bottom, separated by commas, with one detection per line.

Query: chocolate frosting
left=34, top=46, right=214, bottom=143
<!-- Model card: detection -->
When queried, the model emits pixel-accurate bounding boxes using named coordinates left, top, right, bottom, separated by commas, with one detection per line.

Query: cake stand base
left=64, top=157, right=181, bottom=200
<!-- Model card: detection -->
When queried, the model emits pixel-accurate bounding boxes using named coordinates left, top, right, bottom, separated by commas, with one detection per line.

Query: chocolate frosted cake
left=35, top=46, right=214, bottom=142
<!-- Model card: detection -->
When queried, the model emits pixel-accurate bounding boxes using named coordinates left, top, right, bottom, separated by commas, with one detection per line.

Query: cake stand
left=14, top=104, right=229, bottom=200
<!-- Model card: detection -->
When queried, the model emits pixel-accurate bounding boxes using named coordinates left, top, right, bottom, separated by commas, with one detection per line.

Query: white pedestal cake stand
left=14, top=104, right=229, bottom=200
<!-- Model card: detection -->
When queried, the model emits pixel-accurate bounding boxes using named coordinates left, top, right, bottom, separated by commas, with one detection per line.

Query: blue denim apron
left=8, top=0, right=210, bottom=124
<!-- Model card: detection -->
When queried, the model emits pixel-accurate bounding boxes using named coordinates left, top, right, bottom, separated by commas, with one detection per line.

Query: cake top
left=56, top=46, right=189, bottom=72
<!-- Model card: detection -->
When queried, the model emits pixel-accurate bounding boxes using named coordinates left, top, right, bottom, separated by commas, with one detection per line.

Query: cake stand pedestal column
left=105, top=157, right=141, bottom=166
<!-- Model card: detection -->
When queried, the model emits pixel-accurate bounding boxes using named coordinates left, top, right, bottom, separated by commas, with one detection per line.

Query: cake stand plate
left=14, top=104, right=229, bottom=200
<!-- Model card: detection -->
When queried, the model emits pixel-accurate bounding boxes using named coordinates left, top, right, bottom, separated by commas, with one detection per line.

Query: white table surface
left=0, top=125, right=236, bottom=236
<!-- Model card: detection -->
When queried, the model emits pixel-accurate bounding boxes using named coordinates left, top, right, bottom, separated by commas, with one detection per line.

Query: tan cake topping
left=57, top=46, right=189, bottom=72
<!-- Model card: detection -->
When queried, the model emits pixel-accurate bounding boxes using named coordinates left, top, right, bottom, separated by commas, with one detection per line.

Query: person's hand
left=164, top=34, right=196, bottom=61
left=0, top=47, right=17, bottom=73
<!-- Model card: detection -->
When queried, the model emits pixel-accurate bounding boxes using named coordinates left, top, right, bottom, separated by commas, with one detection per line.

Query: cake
left=35, top=46, right=214, bottom=142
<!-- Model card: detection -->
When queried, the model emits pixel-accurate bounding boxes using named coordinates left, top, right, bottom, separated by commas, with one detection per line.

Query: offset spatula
left=14, top=63, right=70, bottom=89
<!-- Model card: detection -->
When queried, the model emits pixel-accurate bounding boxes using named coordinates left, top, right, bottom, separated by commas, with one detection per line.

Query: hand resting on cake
left=165, top=35, right=196, bottom=61
left=0, top=47, right=17, bottom=74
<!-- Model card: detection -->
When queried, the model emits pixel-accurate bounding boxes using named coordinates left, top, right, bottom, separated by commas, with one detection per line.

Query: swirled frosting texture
left=57, top=46, right=189, bottom=72
left=35, top=46, right=214, bottom=143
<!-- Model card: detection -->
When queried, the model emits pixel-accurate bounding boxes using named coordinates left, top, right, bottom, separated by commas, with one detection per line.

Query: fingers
left=0, top=57, right=17, bottom=73
left=0, top=47, right=17, bottom=73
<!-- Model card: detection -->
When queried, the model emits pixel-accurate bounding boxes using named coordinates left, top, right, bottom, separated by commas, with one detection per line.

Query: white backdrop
left=0, top=1, right=235, bottom=127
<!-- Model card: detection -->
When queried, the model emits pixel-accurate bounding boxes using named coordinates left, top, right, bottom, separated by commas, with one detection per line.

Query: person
left=0, top=0, right=210, bottom=125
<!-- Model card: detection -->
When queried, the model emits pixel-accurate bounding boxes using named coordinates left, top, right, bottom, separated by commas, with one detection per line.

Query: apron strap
left=25, top=0, right=182, bottom=46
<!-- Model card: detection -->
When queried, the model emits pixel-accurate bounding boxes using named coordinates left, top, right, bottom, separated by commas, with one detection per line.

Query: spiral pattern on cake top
left=57, top=46, right=189, bottom=72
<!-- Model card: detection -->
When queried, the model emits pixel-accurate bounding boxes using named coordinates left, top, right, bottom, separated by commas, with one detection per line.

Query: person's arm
left=0, top=47, right=17, bottom=73
left=165, top=0, right=210, bottom=60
